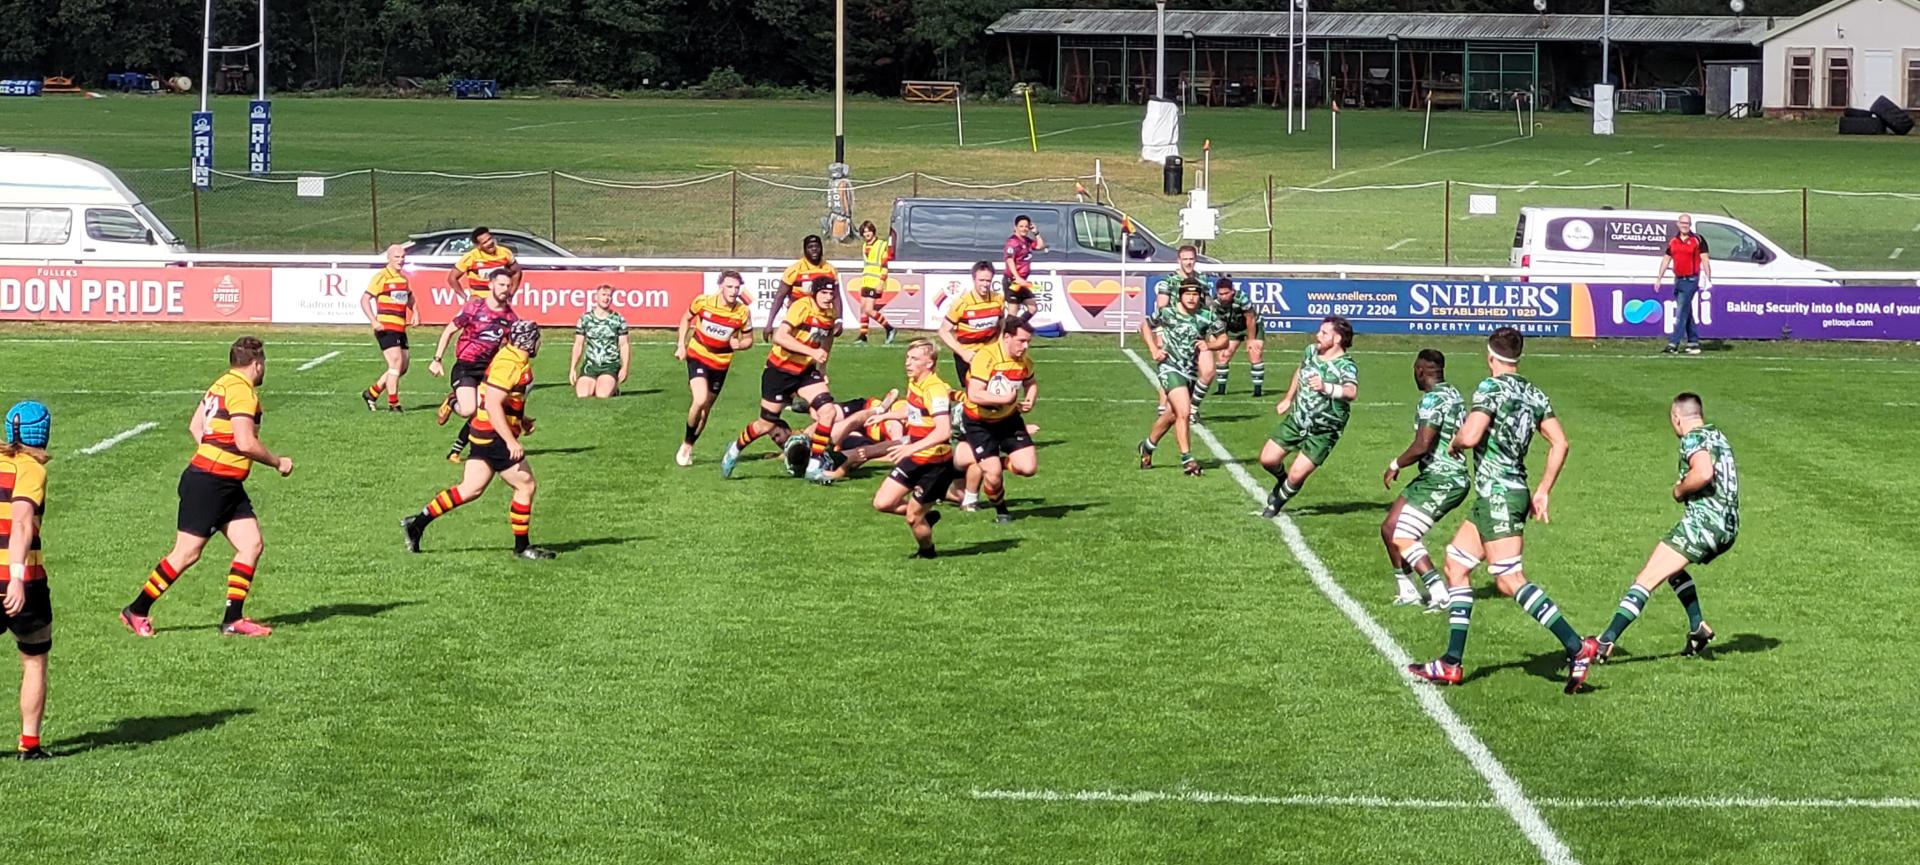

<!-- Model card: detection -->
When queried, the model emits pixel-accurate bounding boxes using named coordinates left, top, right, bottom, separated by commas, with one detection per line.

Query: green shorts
left=1401, top=472, right=1471, bottom=523
left=1470, top=486, right=1531, bottom=541
left=582, top=360, right=621, bottom=378
left=1663, top=520, right=1737, bottom=565
left=1268, top=415, right=1341, bottom=466
left=1157, top=362, right=1196, bottom=392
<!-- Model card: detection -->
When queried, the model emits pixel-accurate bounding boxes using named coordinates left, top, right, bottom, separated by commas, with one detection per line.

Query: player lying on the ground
left=1139, top=277, right=1226, bottom=477
left=871, top=340, right=956, bottom=559
left=1595, top=391, right=1736, bottom=663
left=1381, top=349, right=1469, bottom=613
left=1408, top=327, right=1598, bottom=694
left=403, top=321, right=556, bottom=561
left=1260, top=316, right=1357, bottom=517
left=813, top=390, right=906, bottom=484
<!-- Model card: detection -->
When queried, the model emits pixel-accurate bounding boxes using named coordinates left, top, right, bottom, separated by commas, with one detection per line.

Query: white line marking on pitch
left=1584, top=157, right=1604, bottom=166
left=297, top=351, right=341, bottom=371
left=1652, top=143, right=1666, bottom=149
left=1121, top=347, right=1580, bottom=865
left=77, top=421, right=158, bottom=456
left=1386, top=238, right=1417, bottom=250
left=1891, top=248, right=1905, bottom=260
left=1553, top=170, right=1572, bottom=177
left=504, top=110, right=719, bottom=133
left=0, top=339, right=366, bottom=348
left=972, top=788, right=1920, bottom=811
left=1619, top=150, right=1635, bottom=156
left=966, top=120, right=1135, bottom=148
left=1912, top=222, right=1920, bottom=233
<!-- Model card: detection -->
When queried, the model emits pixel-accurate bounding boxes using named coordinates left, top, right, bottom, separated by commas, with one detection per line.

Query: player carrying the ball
left=1381, top=349, right=1468, bottom=612
left=403, top=321, right=555, bottom=560
left=1408, top=327, right=1599, bottom=694
left=1594, top=392, right=1736, bottom=663
left=1138, top=277, right=1226, bottom=476
left=1259, top=316, right=1357, bottom=516
left=872, top=340, right=956, bottom=558
left=954, top=317, right=1039, bottom=521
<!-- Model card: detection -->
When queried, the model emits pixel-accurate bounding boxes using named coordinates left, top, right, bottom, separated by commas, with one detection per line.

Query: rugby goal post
left=902, top=80, right=965, bottom=147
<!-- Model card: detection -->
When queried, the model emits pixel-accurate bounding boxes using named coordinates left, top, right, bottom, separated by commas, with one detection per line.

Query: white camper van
left=0, top=152, right=187, bottom=263
left=1511, top=207, right=1832, bottom=283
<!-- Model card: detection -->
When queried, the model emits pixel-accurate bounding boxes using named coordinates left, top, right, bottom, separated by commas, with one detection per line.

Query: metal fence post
left=549, top=170, right=558, bottom=241
left=370, top=169, right=380, bottom=250
left=1802, top=187, right=1809, bottom=258
left=1443, top=180, right=1451, bottom=266
left=730, top=171, right=739, bottom=257
left=913, top=172, right=920, bottom=197
left=1623, top=181, right=1631, bottom=208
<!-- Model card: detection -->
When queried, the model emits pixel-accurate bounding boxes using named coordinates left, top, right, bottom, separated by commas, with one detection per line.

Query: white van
left=0, top=152, right=187, bottom=264
left=1511, top=207, right=1832, bottom=283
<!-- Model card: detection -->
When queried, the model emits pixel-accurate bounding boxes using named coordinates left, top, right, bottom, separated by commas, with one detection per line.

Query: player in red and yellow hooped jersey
left=361, top=243, right=418, bottom=413
left=720, top=277, right=844, bottom=480
left=674, top=270, right=755, bottom=467
left=937, top=261, right=1004, bottom=382
left=0, top=401, right=52, bottom=759
left=872, top=339, right=956, bottom=559
left=955, top=318, right=1040, bottom=523
left=121, top=337, right=293, bottom=640
left=763, top=234, right=840, bottom=341
left=403, top=321, right=556, bottom=561
left=814, top=389, right=905, bottom=484
left=446, top=227, right=520, bottom=298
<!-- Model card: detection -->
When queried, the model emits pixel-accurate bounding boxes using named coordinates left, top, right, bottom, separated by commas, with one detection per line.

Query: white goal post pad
left=1140, top=98, right=1181, bottom=163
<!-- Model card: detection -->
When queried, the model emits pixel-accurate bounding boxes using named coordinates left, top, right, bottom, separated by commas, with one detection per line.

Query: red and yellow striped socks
left=420, top=487, right=468, bottom=524
left=223, top=561, right=255, bottom=624
left=127, top=558, right=181, bottom=616
left=509, top=500, right=532, bottom=551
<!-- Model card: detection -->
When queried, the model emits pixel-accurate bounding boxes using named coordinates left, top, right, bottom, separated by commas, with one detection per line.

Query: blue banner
left=1238, top=277, right=1573, bottom=337
left=190, top=111, right=214, bottom=190
left=248, top=100, right=272, bottom=176
left=0, top=80, right=41, bottom=97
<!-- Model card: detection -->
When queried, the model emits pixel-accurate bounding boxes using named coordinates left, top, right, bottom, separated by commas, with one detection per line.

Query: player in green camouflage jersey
left=1409, top=327, right=1599, bottom=695
left=1137, top=278, right=1227, bottom=476
left=1208, top=276, right=1267, bottom=397
left=570, top=285, right=630, bottom=399
left=1595, top=392, right=1736, bottom=663
left=1150, top=245, right=1217, bottom=419
left=1380, top=349, right=1469, bottom=613
left=1258, top=317, right=1357, bottom=517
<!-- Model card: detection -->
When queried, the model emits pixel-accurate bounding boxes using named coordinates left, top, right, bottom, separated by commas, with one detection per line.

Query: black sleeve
left=1695, top=235, right=1709, bottom=255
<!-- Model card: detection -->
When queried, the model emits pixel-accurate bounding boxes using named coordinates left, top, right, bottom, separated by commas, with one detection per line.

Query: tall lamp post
left=834, top=0, right=845, bottom=163
left=1155, top=0, right=1167, bottom=100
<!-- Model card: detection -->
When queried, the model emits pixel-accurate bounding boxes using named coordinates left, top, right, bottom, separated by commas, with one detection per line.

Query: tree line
left=1, top=0, right=1816, bottom=95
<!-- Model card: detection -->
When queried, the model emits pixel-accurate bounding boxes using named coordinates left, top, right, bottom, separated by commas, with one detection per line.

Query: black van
left=886, top=197, right=1207, bottom=265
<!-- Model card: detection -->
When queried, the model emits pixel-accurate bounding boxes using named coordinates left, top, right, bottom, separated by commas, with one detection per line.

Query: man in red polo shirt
left=1002, top=215, right=1046, bottom=319
left=1654, top=214, right=1711, bottom=355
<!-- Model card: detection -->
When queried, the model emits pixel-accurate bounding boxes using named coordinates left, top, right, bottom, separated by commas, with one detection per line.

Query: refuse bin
left=1163, top=155, right=1184, bottom=196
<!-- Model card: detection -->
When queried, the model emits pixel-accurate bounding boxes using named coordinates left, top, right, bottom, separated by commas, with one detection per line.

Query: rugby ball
left=987, top=375, right=1016, bottom=397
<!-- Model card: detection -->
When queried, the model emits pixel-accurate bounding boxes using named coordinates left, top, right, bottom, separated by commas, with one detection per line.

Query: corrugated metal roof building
left=987, top=9, right=1766, bottom=110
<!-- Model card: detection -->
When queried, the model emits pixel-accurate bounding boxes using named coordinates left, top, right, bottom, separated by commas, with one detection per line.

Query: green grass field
left=8, top=96, right=1920, bottom=267
left=5, top=322, right=1918, bottom=863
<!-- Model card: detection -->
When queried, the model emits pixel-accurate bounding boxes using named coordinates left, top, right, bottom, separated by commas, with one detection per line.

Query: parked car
left=0, top=152, right=187, bottom=263
left=887, top=197, right=1209, bottom=266
left=1512, top=207, right=1833, bottom=283
left=402, top=228, right=575, bottom=261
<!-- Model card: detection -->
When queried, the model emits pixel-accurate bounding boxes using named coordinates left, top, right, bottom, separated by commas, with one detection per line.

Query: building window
left=1788, top=51, right=1813, bottom=108
left=1908, top=53, right=1920, bottom=109
left=1826, top=49, right=1851, bottom=109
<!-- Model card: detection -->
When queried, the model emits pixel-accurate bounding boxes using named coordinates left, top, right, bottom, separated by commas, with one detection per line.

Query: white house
left=1759, top=0, right=1920, bottom=111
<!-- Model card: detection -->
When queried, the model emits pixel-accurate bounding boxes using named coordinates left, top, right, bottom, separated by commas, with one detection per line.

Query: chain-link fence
left=120, top=167, right=1920, bottom=270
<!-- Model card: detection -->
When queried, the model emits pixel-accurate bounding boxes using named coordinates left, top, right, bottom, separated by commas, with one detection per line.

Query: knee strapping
left=808, top=392, right=837, bottom=411
left=759, top=407, right=785, bottom=425
left=1488, top=557, right=1523, bottom=578
left=1392, top=508, right=1435, bottom=541
left=1445, top=545, right=1481, bottom=570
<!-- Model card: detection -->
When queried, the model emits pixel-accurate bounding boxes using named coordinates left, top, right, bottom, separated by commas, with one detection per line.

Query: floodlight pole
left=834, top=0, right=846, bottom=163
left=199, top=0, right=213, bottom=112
left=1299, top=0, right=1309, bottom=131
left=1154, top=0, right=1166, bottom=100
left=1285, top=6, right=1294, bottom=133
left=257, top=0, right=266, bottom=101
